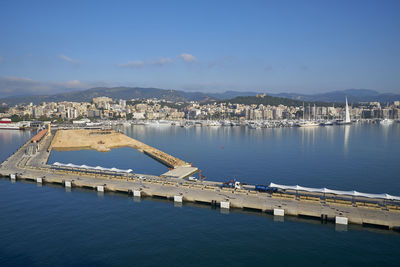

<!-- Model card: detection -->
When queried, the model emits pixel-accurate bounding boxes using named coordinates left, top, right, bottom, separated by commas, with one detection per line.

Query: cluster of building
left=1, top=97, right=185, bottom=121
left=1, top=97, right=400, bottom=122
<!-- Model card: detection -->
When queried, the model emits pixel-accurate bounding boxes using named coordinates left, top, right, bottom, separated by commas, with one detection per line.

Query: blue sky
left=0, top=0, right=399, bottom=97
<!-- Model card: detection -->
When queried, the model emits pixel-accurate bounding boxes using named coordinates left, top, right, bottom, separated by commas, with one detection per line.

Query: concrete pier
left=174, top=195, right=183, bottom=203
left=1, top=128, right=400, bottom=231
left=336, top=216, right=349, bottom=225
left=274, top=208, right=285, bottom=216
left=97, top=185, right=105, bottom=192
left=220, top=201, right=230, bottom=209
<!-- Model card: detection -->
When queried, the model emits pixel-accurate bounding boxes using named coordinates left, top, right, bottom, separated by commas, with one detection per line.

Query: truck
left=254, top=184, right=277, bottom=193
left=222, top=180, right=242, bottom=189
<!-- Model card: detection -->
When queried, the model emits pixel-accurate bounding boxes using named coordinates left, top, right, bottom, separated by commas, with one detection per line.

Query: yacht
left=322, top=120, right=334, bottom=126
left=248, top=123, right=260, bottom=129
left=0, top=118, right=23, bottom=130
left=297, top=103, right=319, bottom=127
left=297, top=120, right=320, bottom=127
left=379, top=118, right=394, bottom=125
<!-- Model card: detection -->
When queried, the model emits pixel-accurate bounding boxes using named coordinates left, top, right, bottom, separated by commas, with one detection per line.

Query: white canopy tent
left=269, top=182, right=400, bottom=201
left=53, top=162, right=133, bottom=173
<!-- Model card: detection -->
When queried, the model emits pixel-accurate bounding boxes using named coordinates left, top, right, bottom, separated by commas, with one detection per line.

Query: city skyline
left=0, top=0, right=399, bottom=96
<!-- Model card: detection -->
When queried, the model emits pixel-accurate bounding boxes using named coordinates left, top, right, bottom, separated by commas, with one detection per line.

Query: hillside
left=0, top=86, right=265, bottom=106
left=271, top=89, right=400, bottom=103
left=0, top=87, right=211, bottom=105
left=1, top=86, right=398, bottom=106
left=219, top=95, right=339, bottom=107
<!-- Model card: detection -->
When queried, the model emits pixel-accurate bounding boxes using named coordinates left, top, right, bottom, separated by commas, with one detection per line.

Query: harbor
left=1, top=126, right=400, bottom=231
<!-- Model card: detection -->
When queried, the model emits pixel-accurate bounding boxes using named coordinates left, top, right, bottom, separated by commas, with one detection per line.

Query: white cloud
left=0, top=76, right=87, bottom=98
left=118, top=57, right=174, bottom=68
left=118, top=54, right=197, bottom=68
left=55, top=80, right=84, bottom=88
left=57, top=54, right=82, bottom=64
left=179, top=53, right=197, bottom=62
left=1, top=76, right=34, bottom=83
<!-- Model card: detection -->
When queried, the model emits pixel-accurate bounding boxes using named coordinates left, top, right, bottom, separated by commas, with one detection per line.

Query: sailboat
left=297, top=103, right=319, bottom=127
left=336, top=97, right=352, bottom=125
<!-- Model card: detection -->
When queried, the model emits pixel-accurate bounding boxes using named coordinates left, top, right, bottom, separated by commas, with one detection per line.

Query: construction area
left=1, top=127, right=400, bottom=231
left=50, top=129, right=197, bottom=178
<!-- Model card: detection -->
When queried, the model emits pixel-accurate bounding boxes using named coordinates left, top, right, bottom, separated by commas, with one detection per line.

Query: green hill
left=219, top=95, right=339, bottom=107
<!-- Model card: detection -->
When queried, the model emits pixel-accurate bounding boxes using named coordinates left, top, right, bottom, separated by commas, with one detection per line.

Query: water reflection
left=335, top=224, right=348, bottom=232
left=174, top=202, right=183, bottom=208
left=380, top=122, right=392, bottom=143
left=300, top=127, right=317, bottom=148
left=220, top=208, right=230, bottom=215
left=344, top=125, right=350, bottom=154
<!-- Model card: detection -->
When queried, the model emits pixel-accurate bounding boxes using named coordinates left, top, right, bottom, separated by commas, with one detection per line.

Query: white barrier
left=274, top=208, right=285, bottom=216
left=133, top=190, right=141, bottom=197
left=220, top=201, right=230, bottom=209
left=36, top=177, right=43, bottom=183
left=174, top=195, right=183, bottom=203
left=335, top=216, right=348, bottom=225
left=10, top=174, right=16, bottom=180
left=65, top=181, right=72, bottom=188
left=97, top=185, right=104, bottom=192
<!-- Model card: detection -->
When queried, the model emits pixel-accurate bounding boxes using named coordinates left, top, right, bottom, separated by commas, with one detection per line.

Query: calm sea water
left=1, top=123, right=400, bottom=266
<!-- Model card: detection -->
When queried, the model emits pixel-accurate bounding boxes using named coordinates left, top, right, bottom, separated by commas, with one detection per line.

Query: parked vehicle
left=222, top=180, right=242, bottom=189
left=254, top=185, right=278, bottom=193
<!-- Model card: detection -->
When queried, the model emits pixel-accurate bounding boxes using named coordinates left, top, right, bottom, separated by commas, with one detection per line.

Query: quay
left=1, top=127, right=400, bottom=231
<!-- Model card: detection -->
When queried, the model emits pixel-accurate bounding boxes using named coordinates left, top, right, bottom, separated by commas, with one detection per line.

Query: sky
left=0, top=0, right=399, bottom=97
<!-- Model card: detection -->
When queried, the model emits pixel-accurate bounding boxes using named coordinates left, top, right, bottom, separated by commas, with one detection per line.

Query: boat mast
left=314, top=104, right=316, bottom=121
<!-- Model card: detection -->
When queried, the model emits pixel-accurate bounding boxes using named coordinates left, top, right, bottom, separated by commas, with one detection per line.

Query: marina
left=1, top=126, right=400, bottom=231
left=2, top=1, right=400, bottom=264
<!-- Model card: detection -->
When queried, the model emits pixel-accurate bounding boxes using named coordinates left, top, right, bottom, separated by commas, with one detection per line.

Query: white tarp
left=53, top=162, right=132, bottom=173
left=269, top=182, right=400, bottom=201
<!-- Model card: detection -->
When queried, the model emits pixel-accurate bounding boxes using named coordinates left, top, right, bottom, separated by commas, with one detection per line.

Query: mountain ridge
left=0, top=87, right=398, bottom=106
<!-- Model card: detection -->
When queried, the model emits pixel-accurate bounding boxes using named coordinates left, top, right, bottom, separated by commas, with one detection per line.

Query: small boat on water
left=379, top=118, right=394, bottom=125
left=297, top=121, right=320, bottom=127
left=322, top=121, right=334, bottom=126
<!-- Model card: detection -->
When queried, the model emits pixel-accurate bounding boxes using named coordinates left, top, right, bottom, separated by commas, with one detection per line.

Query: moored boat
left=0, top=118, right=23, bottom=130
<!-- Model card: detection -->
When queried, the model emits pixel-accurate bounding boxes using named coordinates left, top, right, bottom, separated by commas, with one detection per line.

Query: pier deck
left=1, top=129, right=400, bottom=231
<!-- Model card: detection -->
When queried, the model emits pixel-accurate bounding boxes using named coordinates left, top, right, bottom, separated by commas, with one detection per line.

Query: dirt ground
left=50, top=129, right=189, bottom=168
